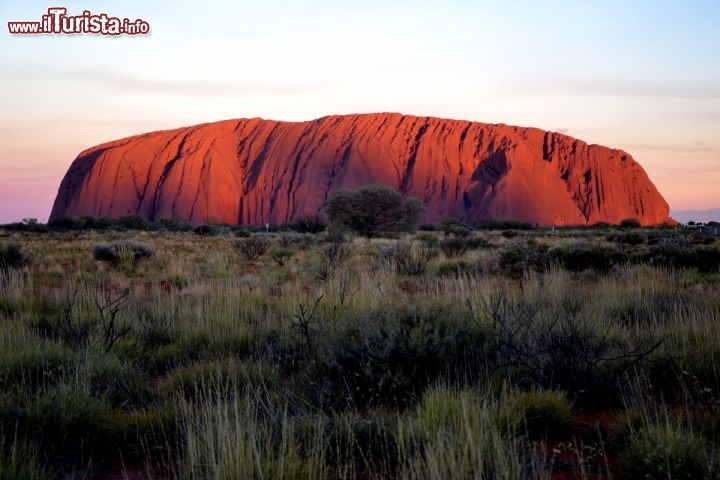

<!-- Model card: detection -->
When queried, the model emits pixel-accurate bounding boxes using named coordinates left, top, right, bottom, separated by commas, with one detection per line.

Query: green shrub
left=325, top=184, right=424, bottom=237
left=270, top=248, right=295, bottom=266
left=440, top=218, right=470, bottom=237
left=498, top=239, right=549, bottom=277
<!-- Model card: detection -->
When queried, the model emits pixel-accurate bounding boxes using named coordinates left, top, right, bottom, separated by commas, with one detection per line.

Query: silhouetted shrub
left=475, top=220, right=534, bottom=230
left=193, top=224, right=219, bottom=236
left=117, top=215, right=150, bottom=231
left=157, top=217, right=193, bottom=232
left=618, top=218, right=641, bottom=229
left=589, top=221, right=611, bottom=229
left=48, top=216, right=87, bottom=230
left=289, top=215, right=327, bottom=234
left=1, top=218, right=49, bottom=233
left=0, top=242, right=31, bottom=270
left=417, top=223, right=436, bottom=231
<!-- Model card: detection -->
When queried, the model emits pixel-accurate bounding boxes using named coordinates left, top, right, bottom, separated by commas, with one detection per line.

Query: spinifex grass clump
left=92, top=240, right=154, bottom=271
left=234, top=234, right=273, bottom=260
left=614, top=407, right=717, bottom=480
left=388, top=241, right=439, bottom=276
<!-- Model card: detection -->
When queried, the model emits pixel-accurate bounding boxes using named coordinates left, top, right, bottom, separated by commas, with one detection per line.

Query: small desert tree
left=325, top=184, right=424, bottom=237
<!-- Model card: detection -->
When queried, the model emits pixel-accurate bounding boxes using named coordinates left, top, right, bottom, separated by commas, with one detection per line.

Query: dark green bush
left=156, top=217, right=193, bottom=232
left=549, top=244, right=629, bottom=272
left=498, top=239, right=549, bottom=278
left=440, top=218, right=470, bottom=237
left=610, top=232, right=646, bottom=245
left=308, top=307, right=488, bottom=410
left=644, top=245, right=720, bottom=273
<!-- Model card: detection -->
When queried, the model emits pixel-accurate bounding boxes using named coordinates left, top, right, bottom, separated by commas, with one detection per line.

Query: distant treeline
left=1, top=214, right=690, bottom=235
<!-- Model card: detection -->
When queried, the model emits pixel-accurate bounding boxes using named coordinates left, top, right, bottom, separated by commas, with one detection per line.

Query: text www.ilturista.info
left=8, top=8, right=150, bottom=35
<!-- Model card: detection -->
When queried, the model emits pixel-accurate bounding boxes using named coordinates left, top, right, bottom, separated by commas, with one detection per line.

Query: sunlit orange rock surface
left=50, top=113, right=672, bottom=226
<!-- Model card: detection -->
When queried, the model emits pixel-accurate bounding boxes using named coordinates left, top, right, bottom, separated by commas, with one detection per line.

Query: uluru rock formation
left=50, top=113, right=672, bottom=226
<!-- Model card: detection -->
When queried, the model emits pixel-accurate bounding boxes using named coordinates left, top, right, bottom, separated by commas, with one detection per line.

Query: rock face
left=50, top=113, right=672, bottom=226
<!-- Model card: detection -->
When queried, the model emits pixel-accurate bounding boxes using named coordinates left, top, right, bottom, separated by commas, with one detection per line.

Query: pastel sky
left=1, top=0, right=719, bottom=223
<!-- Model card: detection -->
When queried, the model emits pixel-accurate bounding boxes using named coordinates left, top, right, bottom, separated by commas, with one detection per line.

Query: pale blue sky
left=1, top=0, right=718, bottom=222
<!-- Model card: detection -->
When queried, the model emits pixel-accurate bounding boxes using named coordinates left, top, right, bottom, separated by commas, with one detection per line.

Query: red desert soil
left=50, top=113, right=672, bottom=227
